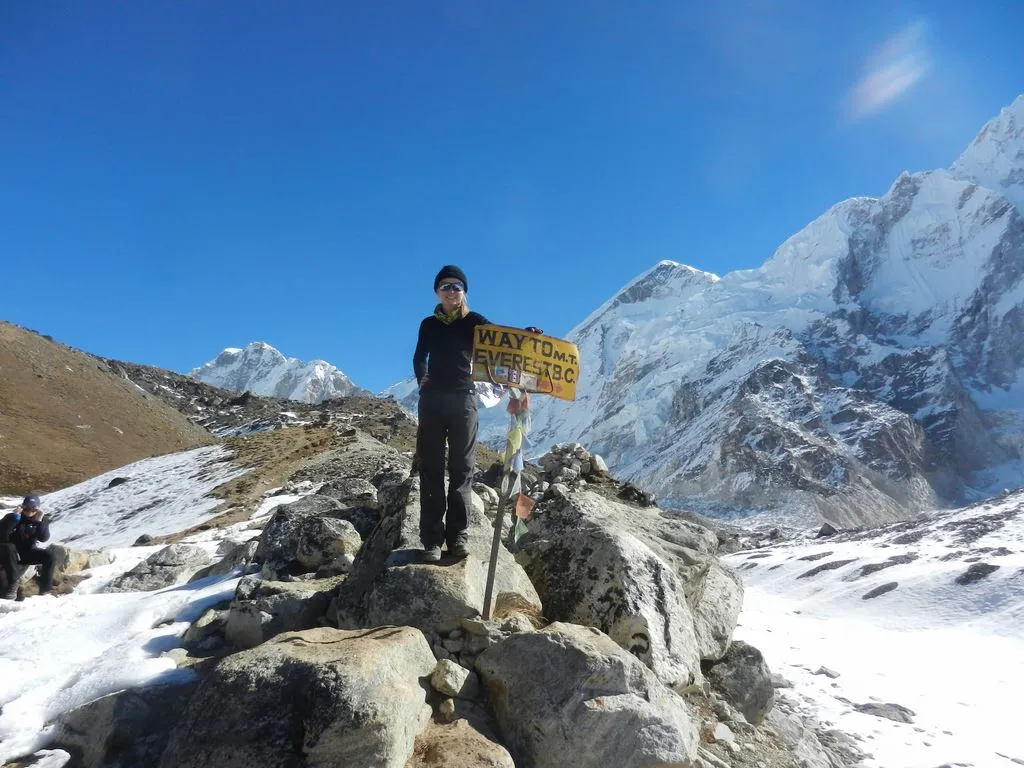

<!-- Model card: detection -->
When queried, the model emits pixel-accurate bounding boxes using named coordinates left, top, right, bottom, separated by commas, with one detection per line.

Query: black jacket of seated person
left=412, top=265, right=489, bottom=556
left=0, top=504, right=54, bottom=597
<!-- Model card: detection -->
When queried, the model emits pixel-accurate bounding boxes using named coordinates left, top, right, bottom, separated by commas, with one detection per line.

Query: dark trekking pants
left=1, top=543, right=54, bottom=593
left=418, top=389, right=478, bottom=549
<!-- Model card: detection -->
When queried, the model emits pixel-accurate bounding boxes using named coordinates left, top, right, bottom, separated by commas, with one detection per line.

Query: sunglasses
left=438, top=282, right=465, bottom=293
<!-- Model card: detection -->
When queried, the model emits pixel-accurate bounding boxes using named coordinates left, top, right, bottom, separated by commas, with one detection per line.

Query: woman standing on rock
left=412, top=265, right=490, bottom=563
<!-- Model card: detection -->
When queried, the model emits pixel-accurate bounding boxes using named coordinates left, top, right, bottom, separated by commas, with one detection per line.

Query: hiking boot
left=3, top=585, right=19, bottom=601
left=421, top=546, right=442, bottom=563
left=448, top=540, right=470, bottom=560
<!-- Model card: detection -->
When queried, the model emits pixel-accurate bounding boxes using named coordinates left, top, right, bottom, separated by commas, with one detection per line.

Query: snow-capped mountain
left=192, top=342, right=364, bottom=403
left=526, top=95, right=1024, bottom=527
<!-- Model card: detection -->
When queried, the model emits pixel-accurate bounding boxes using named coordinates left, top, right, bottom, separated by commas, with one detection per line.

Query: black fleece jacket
left=413, top=311, right=489, bottom=394
left=0, top=512, right=51, bottom=552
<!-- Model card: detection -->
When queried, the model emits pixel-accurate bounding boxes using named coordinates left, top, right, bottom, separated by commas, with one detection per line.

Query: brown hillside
left=0, top=322, right=215, bottom=494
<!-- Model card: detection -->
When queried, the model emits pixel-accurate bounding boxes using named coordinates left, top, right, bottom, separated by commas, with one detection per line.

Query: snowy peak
left=951, top=94, right=1024, bottom=212
left=191, top=342, right=364, bottom=404
left=523, top=94, right=1024, bottom=526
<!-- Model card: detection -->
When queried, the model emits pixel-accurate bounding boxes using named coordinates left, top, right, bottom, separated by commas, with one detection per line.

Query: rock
left=254, top=495, right=362, bottom=579
left=816, top=522, right=838, bottom=538
left=408, top=719, right=514, bottom=768
left=473, top=483, right=500, bottom=509
left=514, top=490, right=722, bottom=688
left=813, top=666, right=840, bottom=679
left=51, top=683, right=198, bottom=768
left=104, top=544, right=211, bottom=592
left=704, top=641, right=774, bottom=726
left=617, top=483, right=656, bottom=507
left=691, top=560, right=744, bottom=661
left=438, top=698, right=457, bottom=723
left=225, top=575, right=339, bottom=649
left=854, top=701, right=915, bottom=723
left=182, top=607, right=228, bottom=649
left=329, top=477, right=540, bottom=635
left=158, top=626, right=435, bottom=768
left=770, top=672, right=793, bottom=689
left=764, top=708, right=838, bottom=768
left=862, top=581, right=898, bottom=599
left=476, top=622, right=699, bottom=768
left=431, top=659, right=480, bottom=700
left=133, top=534, right=154, bottom=546
left=547, top=482, right=570, bottom=499
left=189, top=540, right=258, bottom=582
left=317, top=477, right=379, bottom=510
left=591, top=454, right=609, bottom=474
left=106, top=476, right=130, bottom=489
left=955, top=562, right=1000, bottom=585
left=712, top=722, right=735, bottom=745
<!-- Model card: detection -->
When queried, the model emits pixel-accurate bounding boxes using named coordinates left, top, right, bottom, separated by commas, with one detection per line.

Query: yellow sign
left=472, top=324, right=580, bottom=401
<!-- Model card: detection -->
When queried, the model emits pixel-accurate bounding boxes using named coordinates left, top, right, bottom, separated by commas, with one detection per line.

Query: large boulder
left=691, top=560, right=744, bottom=661
left=104, top=544, right=211, bottom=593
left=515, top=490, right=728, bottom=687
left=329, top=476, right=540, bottom=635
left=475, top=622, right=699, bottom=768
left=254, top=495, right=363, bottom=579
left=51, top=682, right=197, bottom=768
left=224, top=575, right=340, bottom=649
left=704, top=640, right=775, bottom=726
left=158, top=626, right=435, bottom=768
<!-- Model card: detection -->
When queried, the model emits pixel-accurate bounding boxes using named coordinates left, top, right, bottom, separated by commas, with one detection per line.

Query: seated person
left=0, top=495, right=53, bottom=600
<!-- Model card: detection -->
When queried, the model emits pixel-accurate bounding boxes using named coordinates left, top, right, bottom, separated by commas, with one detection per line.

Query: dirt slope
left=0, top=322, right=214, bottom=494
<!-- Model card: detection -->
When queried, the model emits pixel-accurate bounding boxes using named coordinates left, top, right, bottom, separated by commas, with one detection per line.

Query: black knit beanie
left=433, top=265, right=469, bottom=293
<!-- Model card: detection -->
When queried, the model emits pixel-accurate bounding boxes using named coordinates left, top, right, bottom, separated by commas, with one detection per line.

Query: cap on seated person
left=21, top=495, right=41, bottom=509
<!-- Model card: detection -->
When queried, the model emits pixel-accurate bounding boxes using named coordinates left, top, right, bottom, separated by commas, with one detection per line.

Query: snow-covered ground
left=3, top=444, right=1023, bottom=766
left=725, top=493, right=1024, bottom=768
left=0, top=447, right=273, bottom=765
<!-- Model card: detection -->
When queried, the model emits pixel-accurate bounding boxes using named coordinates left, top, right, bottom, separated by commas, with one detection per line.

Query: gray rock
left=329, top=477, right=540, bottom=635
left=159, top=626, right=435, bottom=768
left=254, top=496, right=362, bottom=579
left=691, top=560, right=744, bottom=661
left=225, top=575, right=339, bottom=649
left=955, top=562, right=1000, bottom=585
left=514, top=490, right=722, bottom=688
left=431, top=659, right=480, bottom=700
left=182, top=607, right=228, bottom=648
left=317, top=477, right=379, bottom=509
left=104, top=544, right=211, bottom=593
left=591, top=454, right=609, bottom=474
left=705, top=641, right=775, bottom=726
left=473, top=483, right=500, bottom=509
left=476, top=622, right=699, bottom=768
left=51, top=683, right=197, bottom=768
left=189, top=539, right=258, bottom=582
left=854, top=701, right=915, bottom=723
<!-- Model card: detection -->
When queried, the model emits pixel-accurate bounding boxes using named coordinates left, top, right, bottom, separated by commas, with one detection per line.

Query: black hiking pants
left=0, top=543, right=54, bottom=594
left=418, top=389, right=478, bottom=549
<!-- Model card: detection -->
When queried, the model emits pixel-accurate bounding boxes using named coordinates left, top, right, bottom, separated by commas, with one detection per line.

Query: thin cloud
left=845, top=22, right=930, bottom=120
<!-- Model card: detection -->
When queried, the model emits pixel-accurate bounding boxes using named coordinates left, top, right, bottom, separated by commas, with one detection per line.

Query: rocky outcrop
left=52, top=683, right=197, bottom=768
left=329, top=476, right=540, bottom=636
left=476, top=622, right=700, bottom=767
left=103, top=544, right=210, bottom=592
left=224, top=575, right=341, bottom=649
left=514, top=487, right=738, bottom=688
left=254, top=495, right=363, bottom=579
left=704, top=640, right=775, bottom=726
left=158, top=626, right=435, bottom=768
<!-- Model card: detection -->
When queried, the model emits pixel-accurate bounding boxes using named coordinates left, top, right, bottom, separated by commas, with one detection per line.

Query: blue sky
left=2, top=1, right=1022, bottom=392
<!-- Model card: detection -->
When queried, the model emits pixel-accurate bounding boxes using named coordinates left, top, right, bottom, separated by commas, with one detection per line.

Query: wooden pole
left=482, top=483, right=510, bottom=620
